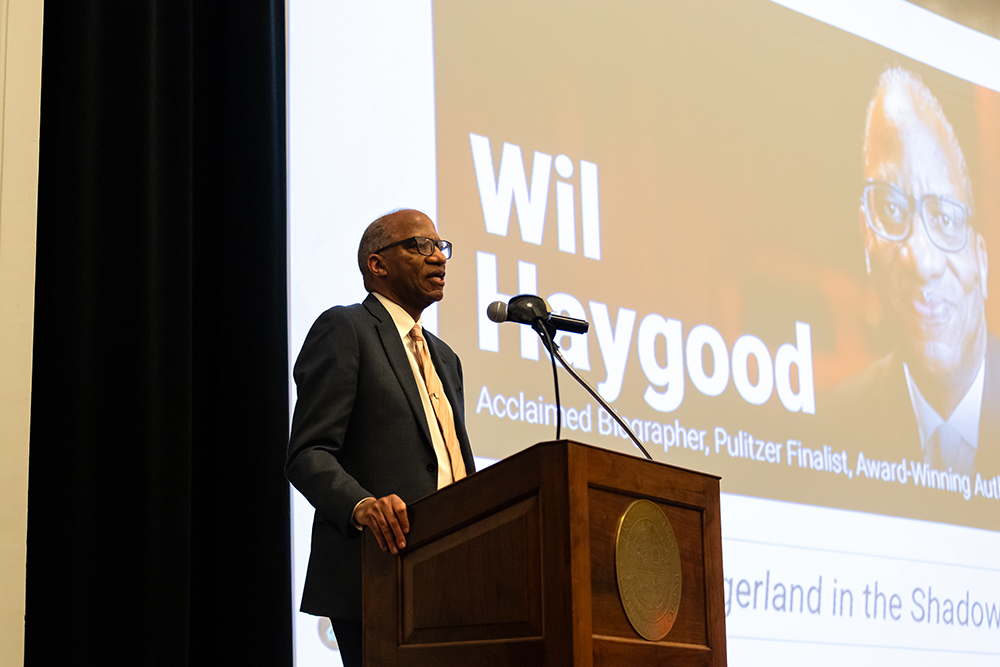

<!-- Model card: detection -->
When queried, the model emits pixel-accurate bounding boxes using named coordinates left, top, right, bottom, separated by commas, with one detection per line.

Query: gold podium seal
left=614, top=499, right=682, bottom=641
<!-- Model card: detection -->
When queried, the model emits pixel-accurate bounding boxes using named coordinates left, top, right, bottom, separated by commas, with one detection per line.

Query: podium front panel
left=587, top=488, right=708, bottom=645
left=401, top=494, right=543, bottom=644
left=579, top=443, right=725, bottom=667
left=364, top=440, right=726, bottom=667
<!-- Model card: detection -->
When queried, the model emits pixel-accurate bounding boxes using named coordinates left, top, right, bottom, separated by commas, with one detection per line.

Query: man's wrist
left=351, top=496, right=376, bottom=529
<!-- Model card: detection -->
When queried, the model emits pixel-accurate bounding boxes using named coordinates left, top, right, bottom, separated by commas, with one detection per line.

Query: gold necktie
left=409, top=325, right=466, bottom=482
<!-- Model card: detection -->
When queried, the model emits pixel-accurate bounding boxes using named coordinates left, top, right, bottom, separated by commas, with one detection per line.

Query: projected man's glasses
left=376, top=236, right=453, bottom=259
left=861, top=180, right=970, bottom=252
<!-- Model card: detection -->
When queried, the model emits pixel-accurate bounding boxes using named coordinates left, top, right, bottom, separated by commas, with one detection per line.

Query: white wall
left=0, top=0, right=44, bottom=664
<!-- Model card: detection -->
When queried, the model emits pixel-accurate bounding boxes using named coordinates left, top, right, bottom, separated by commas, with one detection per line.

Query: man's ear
left=367, top=253, right=388, bottom=278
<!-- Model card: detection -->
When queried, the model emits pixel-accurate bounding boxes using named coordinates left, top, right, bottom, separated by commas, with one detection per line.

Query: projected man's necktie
left=410, top=324, right=466, bottom=482
left=928, top=421, right=975, bottom=476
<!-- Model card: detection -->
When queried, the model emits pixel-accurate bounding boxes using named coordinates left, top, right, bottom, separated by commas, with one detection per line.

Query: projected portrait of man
left=836, top=67, right=1000, bottom=477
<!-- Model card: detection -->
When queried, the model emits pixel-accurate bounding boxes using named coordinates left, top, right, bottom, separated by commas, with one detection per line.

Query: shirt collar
left=372, top=292, right=421, bottom=340
left=903, top=357, right=985, bottom=453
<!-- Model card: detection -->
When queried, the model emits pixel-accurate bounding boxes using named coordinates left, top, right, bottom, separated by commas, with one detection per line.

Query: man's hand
left=354, top=495, right=409, bottom=555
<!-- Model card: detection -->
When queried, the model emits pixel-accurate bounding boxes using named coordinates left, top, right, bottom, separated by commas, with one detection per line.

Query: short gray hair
left=357, top=210, right=404, bottom=289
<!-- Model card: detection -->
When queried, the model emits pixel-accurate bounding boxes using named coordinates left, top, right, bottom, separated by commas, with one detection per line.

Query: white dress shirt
left=372, top=292, right=456, bottom=489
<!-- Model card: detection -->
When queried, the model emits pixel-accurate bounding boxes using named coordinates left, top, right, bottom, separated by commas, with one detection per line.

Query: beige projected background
left=433, top=0, right=1000, bottom=530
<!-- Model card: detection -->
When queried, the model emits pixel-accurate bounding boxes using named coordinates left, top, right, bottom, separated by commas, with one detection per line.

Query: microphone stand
left=532, top=320, right=655, bottom=462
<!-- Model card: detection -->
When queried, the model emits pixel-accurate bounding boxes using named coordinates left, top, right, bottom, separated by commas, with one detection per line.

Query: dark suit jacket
left=286, top=293, right=475, bottom=620
left=826, top=333, right=1000, bottom=478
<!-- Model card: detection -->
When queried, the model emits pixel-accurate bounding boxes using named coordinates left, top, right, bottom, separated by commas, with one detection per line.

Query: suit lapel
left=885, top=355, right=920, bottom=447
left=363, top=294, right=435, bottom=449
left=978, top=335, right=1000, bottom=474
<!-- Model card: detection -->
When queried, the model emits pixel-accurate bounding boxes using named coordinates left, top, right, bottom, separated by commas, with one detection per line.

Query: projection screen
left=287, top=1, right=1000, bottom=665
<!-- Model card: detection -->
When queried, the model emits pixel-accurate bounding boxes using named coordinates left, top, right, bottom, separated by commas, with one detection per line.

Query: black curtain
left=26, top=2, right=291, bottom=664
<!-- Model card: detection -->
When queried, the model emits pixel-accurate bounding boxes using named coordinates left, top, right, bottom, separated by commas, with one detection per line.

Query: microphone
left=487, top=295, right=589, bottom=334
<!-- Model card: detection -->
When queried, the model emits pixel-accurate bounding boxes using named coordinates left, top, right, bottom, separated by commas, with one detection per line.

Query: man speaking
left=834, top=67, right=1000, bottom=478
left=286, top=209, right=476, bottom=666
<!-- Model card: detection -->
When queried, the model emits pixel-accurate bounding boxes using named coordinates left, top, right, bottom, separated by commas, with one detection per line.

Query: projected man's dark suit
left=829, top=334, right=1000, bottom=478
left=286, top=293, right=475, bottom=620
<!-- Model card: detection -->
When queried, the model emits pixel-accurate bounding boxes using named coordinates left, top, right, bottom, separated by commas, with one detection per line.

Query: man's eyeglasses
left=375, top=236, right=453, bottom=259
left=861, top=180, right=971, bottom=252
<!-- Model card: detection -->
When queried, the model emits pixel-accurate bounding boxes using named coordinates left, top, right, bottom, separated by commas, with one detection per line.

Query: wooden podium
left=363, top=440, right=726, bottom=666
